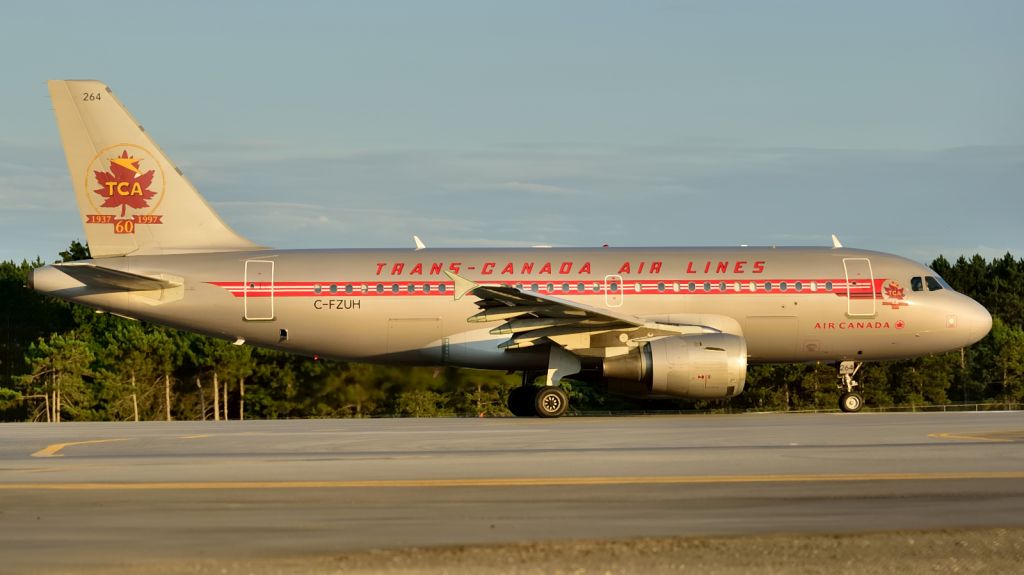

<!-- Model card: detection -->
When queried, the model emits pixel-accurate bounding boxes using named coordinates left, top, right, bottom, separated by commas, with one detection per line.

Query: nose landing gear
left=837, top=361, right=865, bottom=413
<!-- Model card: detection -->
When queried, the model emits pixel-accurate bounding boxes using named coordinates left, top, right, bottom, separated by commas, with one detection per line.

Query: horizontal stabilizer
left=55, top=263, right=180, bottom=291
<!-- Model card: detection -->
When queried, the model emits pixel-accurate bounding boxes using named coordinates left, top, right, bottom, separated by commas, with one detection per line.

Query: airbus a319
left=30, top=80, right=992, bottom=417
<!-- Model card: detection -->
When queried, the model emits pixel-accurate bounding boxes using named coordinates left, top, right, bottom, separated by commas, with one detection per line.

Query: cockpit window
left=930, top=272, right=953, bottom=290
left=925, top=276, right=943, bottom=291
left=911, top=277, right=923, bottom=292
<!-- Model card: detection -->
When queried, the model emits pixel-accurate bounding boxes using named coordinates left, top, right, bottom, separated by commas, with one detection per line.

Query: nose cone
left=962, top=297, right=993, bottom=346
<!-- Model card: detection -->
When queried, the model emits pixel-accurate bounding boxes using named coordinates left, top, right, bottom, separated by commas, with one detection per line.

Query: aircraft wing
left=55, top=262, right=181, bottom=291
left=445, top=271, right=713, bottom=351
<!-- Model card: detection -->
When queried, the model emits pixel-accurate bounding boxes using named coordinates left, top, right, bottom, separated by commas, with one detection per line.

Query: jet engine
left=602, top=333, right=747, bottom=399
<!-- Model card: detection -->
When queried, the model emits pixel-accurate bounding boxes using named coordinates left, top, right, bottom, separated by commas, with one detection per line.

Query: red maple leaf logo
left=884, top=281, right=905, bottom=301
left=93, top=150, right=157, bottom=217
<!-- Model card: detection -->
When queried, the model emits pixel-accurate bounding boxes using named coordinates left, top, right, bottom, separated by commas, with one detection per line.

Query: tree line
left=1, top=243, right=1021, bottom=421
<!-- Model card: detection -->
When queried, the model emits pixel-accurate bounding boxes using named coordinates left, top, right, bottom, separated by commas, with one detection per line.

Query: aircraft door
left=843, top=258, right=875, bottom=317
left=604, top=274, right=623, bottom=308
left=244, top=260, right=275, bottom=320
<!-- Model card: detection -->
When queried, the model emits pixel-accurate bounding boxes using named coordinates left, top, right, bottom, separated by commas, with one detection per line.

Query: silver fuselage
left=30, top=246, right=992, bottom=371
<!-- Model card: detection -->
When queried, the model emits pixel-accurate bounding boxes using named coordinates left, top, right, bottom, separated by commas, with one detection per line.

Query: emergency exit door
left=843, top=258, right=875, bottom=317
left=604, top=275, right=623, bottom=307
left=244, top=260, right=275, bottom=320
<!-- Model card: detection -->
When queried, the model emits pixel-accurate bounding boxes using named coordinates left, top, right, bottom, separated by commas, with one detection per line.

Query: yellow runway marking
left=30, top=439, right=129, bottom=458
left=2, top=471, right=1024, bottom=490
left=929, top=432, right=1014, bottom=443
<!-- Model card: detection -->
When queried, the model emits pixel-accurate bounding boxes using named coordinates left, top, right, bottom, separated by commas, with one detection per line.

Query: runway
left=1, top=412, right=1023, bottom=573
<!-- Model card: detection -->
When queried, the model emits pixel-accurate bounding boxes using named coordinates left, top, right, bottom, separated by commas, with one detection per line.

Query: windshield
left=910, top=273, right=952, bottom=292
left=927, top=271, right=953, bottom=290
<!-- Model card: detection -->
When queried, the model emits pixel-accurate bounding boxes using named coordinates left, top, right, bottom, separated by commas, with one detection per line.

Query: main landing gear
left=837, top=361, right=865, bottom=413
left=508, top=372, right=570, bottom=418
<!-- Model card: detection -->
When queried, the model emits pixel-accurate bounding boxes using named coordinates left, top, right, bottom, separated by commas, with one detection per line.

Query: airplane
left=29, top=80, right=993, bottom=418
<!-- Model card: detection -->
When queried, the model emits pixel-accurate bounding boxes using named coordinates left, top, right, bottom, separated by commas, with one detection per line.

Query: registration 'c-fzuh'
left=31, top=80, right=993, bottom=417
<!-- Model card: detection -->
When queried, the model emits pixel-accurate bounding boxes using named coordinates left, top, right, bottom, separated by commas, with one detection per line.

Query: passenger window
left=562, top=282, right=569, bottom=292
left=765, top=282, right=773, bottom=292
left=330, top=284, right=338, bottom=294
left=314, top=283, right=322, bottom=294
left=795, top=281, right=803, bottom=291
left=375, top=283, right=383, bottom=293
left=688, top=282, right=696, bottom=292
left=345, top=284, right=353, bottom=294
left=578, top=283, right=585, bottom=292
left=779, top=281, right=788, bottom=291
left=719, top=281, right=726, bottom=292
left=925, top=276, right=943, bottom=291
left=657, top=282, right=665, bottom=292
left=424, top=284, right=431, bottom=293
left=825, top=281, right=833, bottom=291
left=911, top=277, right=923, bottom=292
left=703, top=281, right=711, bottom=292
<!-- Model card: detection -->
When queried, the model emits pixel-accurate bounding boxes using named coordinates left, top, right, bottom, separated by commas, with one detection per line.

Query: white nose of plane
left=961, top=297, right=993, bottom=346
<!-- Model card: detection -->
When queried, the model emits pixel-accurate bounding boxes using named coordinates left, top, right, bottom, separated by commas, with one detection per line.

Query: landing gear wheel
left=836, top=361, right=864, bottom=414
left=839, top=392, right=864, bottom=413
left=507, top=387, right=536, bottom=417
left=534, top=386, right=569, bottom=418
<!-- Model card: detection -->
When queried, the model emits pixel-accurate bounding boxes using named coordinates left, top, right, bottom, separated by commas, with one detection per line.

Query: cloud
left=453, top=181, right=581, bottom=195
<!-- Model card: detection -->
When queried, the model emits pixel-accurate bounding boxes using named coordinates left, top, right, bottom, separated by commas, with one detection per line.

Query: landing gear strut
left=837, top=361, right=864, bottom=413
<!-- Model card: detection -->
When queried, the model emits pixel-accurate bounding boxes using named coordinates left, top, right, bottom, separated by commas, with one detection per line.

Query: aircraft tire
left=507, top=387, right=536, bottom=417
left=534, top=386, right=569, bottom=418
left=839, top=392, right=864, bottom=413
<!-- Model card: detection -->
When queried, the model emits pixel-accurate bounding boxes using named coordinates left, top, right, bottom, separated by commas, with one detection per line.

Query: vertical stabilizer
left=48, top=80, right=260, bottom=257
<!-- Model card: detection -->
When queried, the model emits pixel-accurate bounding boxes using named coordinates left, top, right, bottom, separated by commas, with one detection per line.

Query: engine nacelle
left=602, top=333, right=747, bottom=399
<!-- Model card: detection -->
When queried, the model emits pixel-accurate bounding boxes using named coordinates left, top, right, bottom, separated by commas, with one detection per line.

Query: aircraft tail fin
left=48, top=80, right=260, bottom=258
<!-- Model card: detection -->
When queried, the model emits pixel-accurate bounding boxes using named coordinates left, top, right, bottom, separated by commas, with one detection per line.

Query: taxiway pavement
left=1, top=412, right=1022, bottom=572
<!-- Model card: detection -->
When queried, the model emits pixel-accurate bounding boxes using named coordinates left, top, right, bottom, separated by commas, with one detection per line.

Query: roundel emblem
left=84, top=143, right=166, bottom=234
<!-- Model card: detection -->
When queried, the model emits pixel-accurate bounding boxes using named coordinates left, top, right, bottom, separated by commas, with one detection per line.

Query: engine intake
left=602, top=333, right=747, bottom=399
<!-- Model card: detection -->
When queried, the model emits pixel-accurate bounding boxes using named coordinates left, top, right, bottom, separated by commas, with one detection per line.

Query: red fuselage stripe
left=207, top=278, right=887, bottom=298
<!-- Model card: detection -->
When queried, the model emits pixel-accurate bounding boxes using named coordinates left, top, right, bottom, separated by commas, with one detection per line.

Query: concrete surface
left=1, top=412, right=1022, bottom=573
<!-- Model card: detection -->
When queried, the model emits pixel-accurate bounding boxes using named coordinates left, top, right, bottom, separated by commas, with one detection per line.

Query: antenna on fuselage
left=413, top=235, right=426, bottom=250
left=831, top=234, right=843, bottom=249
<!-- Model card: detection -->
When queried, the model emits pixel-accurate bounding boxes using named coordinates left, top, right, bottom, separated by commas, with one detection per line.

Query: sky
left=1, top=1, right=1021, bottom=265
